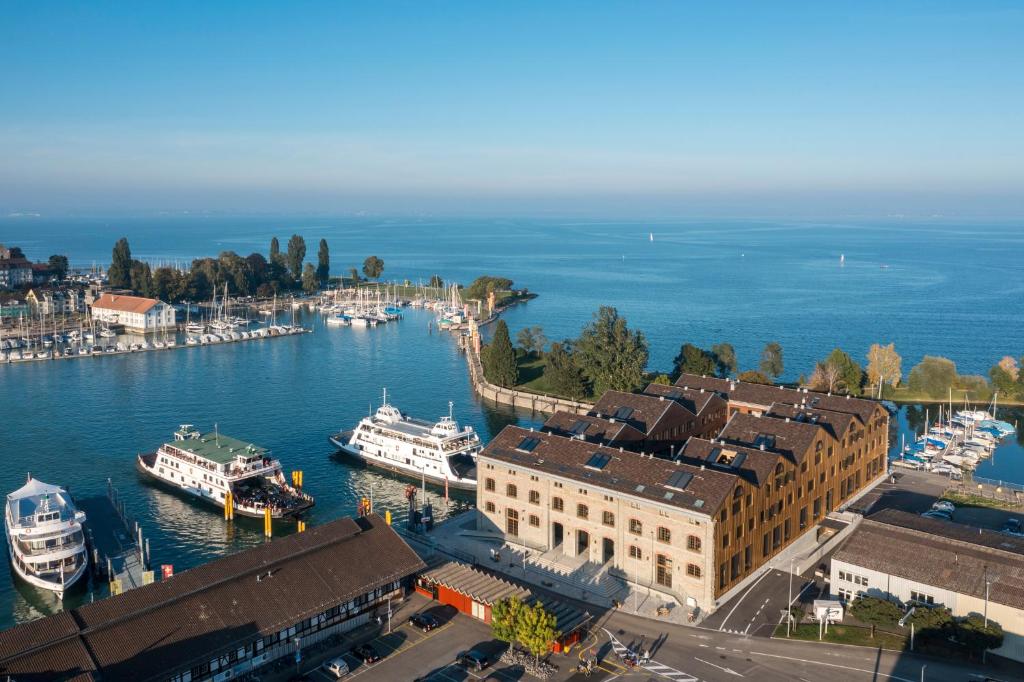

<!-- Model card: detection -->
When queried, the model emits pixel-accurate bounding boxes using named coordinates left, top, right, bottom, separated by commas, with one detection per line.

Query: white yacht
left=330, top=391, right=480, bottom=490
left=138, top=425, right=315, bottom=519
left=4, top=477, right=88, bottom=599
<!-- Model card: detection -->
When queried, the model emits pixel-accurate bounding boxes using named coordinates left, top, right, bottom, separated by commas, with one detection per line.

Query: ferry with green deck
left=137, top=425, right=314, bottom=519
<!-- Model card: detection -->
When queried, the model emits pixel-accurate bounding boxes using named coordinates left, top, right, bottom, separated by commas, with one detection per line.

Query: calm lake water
left=0, top=215, right=1022, bottom=628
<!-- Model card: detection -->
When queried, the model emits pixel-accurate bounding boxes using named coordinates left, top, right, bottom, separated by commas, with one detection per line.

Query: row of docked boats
left=893, top=406, right=1016, bottom=477
left=184, top=324, right=306, bottom=345
left=5, top=391, right=479, bottom=600
left=1, top=339, right=180, bottom=362
left=320, top=290, right=404, bottom=327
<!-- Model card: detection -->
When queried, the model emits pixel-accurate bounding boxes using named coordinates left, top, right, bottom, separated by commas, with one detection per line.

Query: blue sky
left=1, top=2, right=1022, bottom=216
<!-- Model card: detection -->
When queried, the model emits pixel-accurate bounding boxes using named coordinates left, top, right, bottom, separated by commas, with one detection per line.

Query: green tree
left=907, top=606, right=953, bottom=645
left=651, top=373, right=672, bottom=385
left=269, top=236, right=281, bottom=264
left=47, top=254, right=69, bottom=281
left=711, top=342, right=738, bottom=378
left=990, top=364, right=1018, bottom=400
left=129, top=260, right=153, bottom=296
left=108, top=237, right=133, bottom=288
left=362, top=255, right=384, bottom=280
left=516, top=602, right=559, bottom=665
left=301, top=263, right=318, bottom=294
left=152, top=267, right=178, bottom=301
left=464, top=275, right=514, bottom=300
left=955, top=615, right=1004, bottom=655
left=907, top=356, right=958, bottom=399
left=738, top=370, right=772, bottom=384
left=673, top=343, right=716, bottom=378
left=544, top=342, right=588, bottom=400
left=490, top=596, right=524, bottom=644
left=573, top=306, right=648, bottom=396
left=516, top=326, right=547, bottom=357
left=866, top=343, right=902, bottom=398
left=316, top=238, right=330, bottom=285
left=286, top=234, right=306, bottom=280
left=848, top=596, right=902, bottom=639
left=348, top=267, right=360, bottom=284
left=429, top=274, right=444, bottom=288
left=483, top=319, right=518, bottom=387
left=760, top=341, right=784, bottom=379
left=824, top=347, right=864, bottom=394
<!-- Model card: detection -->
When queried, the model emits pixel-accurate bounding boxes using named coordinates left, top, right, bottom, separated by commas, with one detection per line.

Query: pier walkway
left=79, top=481, right=152, bottom=594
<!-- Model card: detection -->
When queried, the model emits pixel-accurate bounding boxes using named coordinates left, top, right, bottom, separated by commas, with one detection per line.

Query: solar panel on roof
left=614, top=406, right=634, bottom=420
left=516, top=437, right=540, bottom=453
left=665, top=470, right=693, bottom=490
left=732, top=452, right=747, bottom=469
left=706, top=447, right=721, bottom=462
left=584, top=452, right=611, bottom=470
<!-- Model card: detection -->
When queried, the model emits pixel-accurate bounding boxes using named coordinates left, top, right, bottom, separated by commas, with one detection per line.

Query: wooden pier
left=79, top=480, right=153, bottom=594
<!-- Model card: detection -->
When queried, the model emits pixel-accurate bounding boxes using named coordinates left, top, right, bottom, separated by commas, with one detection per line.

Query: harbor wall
left=462, top=335, right=593, bottom=417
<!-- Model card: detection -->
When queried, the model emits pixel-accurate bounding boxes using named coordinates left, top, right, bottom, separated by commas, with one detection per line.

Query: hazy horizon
left=2, top=2, right=1022, bottom=217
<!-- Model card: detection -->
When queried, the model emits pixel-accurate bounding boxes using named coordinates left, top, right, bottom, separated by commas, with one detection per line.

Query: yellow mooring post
left=298, top=470, right=303, bottom=488
left=385, top=510, right=392, bottom=526
left=224, top=490, right=233, bottom=521
left=298, top=520, right=306, bottom=533
left=264, top=507, right=272, bottom=538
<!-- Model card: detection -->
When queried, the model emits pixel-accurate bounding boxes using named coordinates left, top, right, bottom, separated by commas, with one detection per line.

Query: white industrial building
left=831, top=509, right=1024, bottom=662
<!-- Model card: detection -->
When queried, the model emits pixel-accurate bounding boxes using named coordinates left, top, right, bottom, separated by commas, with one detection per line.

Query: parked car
left=353, top=644, right=381, bottom=664
left=456, top=649, right=491, bottom=670
left=922, top=510, right=951, bottom=521
left=1001, top=518, right=1024, bottom=537
left=409, top=612, right=440, bottom=632
left=323, top=657, right=350, bottom=678
left=931, top=501, right=956, bottom=514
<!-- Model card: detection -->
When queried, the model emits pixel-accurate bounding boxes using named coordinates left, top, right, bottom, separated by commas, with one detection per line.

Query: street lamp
left=787, top=558, right=795, bottom=637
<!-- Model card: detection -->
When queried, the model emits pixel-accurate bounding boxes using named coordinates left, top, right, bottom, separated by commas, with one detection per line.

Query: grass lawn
left=515, top=355, right=562, bottom=396
left=941, top=491, right=1020, bottom=510
left=774, top=624, right=908, bottom=651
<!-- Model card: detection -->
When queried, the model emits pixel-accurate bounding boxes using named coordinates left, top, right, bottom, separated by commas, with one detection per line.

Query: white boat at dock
left=137, top=425, right=314, bottom=519
left=330, top=391, right=480, bottom=491
left=4, top=476, right=88, bottom=599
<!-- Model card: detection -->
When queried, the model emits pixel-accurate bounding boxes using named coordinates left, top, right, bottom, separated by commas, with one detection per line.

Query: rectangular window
left=629, top=545, right=642, bottom=559
left=731, top=553, right=741, bottom=580
left=485, top=478, right=495, bottom=492
left=529, top=514, right=540, bottom=527
left=529, top=490, right=540, bottom=505
left=657, top=526, right=671, bottom=543
left=629, top=519, right=642, bottom=535
left=656, top=554, right=673, bottom=588
left=577, top=503, right=589, bottom=519
left=552, top=497, right=564, bottom=512
left=910, top=591, right=934, bottom=605
left=603, top=511, right=615, bottom=527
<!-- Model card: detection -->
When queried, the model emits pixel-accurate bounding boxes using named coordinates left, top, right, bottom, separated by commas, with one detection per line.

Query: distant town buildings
left=831, top=509, right=1024, bottom=662
left=0, top=514, right=424, bottom=682
left=0, top=244, right=33, bottom=290
left=91, top=293, right=176, bottom=332
left=26, top=288, right=87, bottom=316
left=477, top=375, right=889, bottom=616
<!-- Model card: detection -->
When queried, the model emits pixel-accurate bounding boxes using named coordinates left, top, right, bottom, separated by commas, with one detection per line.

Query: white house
left=91, top=293, right=176, bottom=333
left=831, top=509, right=1024, bottom=662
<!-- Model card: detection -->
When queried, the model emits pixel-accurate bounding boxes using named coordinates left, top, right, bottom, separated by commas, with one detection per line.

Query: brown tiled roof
left=542, top=411, right=644, bottom=445
left=718, top=412, right=825, bottom=462
left=91, top=293, right=161, bottom=314
left=835, top=510, right=1024, bottom=610
left=482, top=426, right=741, bottom=515
left=676, top=438, right=783, bottom=486
left=0, top=515, right=425, bottom=682
left=590, top=390, right=691, bottom=435
left=765, top=403, right=858, bottom=441
left=673, top=373, right=885, bottom=423
left=642, top=383, right=725, bottom=416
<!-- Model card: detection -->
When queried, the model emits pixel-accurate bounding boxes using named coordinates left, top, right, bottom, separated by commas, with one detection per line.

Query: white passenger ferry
left=330, top=391, right=480, bottom=490
left=138, top=425, right=314, bottom=519
left=4, top=476, right=88, bottom=599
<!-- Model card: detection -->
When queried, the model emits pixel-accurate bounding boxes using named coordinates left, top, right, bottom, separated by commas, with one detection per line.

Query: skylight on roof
left=614, top=406, right=634, bottom=420
left=754, top=434, right=776, bottom=449
left=516, top=437, right=540, bottom=453
left=584, top=452, right=612, bottom=471
left=665, top=470, right=693, bottom=491
left=569, top=420, right=590, bottom=436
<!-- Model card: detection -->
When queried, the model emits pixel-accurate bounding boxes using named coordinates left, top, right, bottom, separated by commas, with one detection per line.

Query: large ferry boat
left=330, top=391, right=480, bottom=490
left=4, top=476, right=88, bottom=599
left=138, top=425, right=314, bottom=519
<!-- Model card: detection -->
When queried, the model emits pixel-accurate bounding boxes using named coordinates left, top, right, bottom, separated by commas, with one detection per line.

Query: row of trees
left=484, top=307, right=1022, bottom=404
left=490, top=596, right=559, bottom=665
left=108, top=235, right=387, bottom=301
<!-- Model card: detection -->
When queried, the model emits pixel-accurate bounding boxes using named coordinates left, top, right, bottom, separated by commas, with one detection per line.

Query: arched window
left=506, top=483, right=518, bottom=498
left=629, top=519, right=642, bottom=535
left=687, top=563, right=702, bottom=579
left=657, top=527, right=671, bottom=543
left=687, top=535, right=702, bottom=553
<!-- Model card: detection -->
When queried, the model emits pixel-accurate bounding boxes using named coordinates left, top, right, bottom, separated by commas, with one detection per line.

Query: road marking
left=789, top=578, right=817, bottom=606
left=717, top=568, right=773, bottom=631
left=748, top=651, right=915, bottom=682
left=601, top=628, right=699, bottom=681
left=694, top=657, right=743, bottom=677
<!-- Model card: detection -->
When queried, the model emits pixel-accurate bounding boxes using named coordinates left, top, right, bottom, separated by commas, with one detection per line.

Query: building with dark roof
left=831, top=509, right=1024, bottom=662
left=588, top=388, right=725, bottom=455
left=0, top=514, right=425, bottom=682
left=542, top=411, right=645, bottom=449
